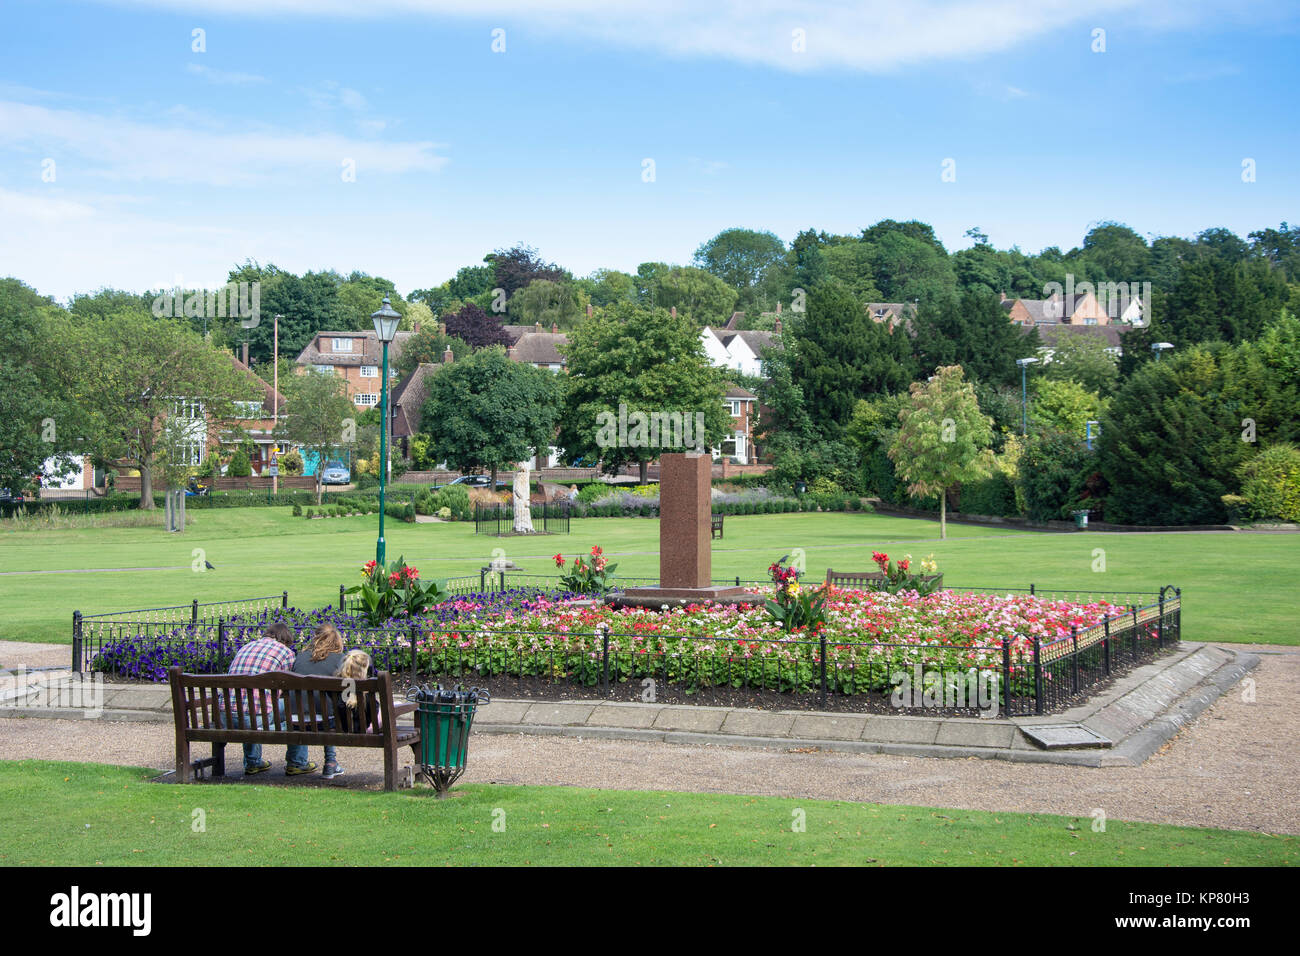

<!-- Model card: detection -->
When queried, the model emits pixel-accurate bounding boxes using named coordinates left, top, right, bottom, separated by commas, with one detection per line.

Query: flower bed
left=90, top=588, right=575, bottom=681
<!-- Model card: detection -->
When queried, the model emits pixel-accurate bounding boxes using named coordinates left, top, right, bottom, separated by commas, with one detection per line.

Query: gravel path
left=2, top=643, right=1295, bottom=835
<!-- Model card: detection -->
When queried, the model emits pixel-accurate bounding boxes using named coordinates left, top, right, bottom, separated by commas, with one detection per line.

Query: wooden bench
left=167, top=667, right=420, bottom=791
left=824, top=569, right=943, bottom=590
left=711, top=513, right=724, bottom=539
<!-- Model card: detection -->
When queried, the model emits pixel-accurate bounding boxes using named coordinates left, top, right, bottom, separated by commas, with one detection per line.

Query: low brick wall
left=115, top=475, right=317, bottom=493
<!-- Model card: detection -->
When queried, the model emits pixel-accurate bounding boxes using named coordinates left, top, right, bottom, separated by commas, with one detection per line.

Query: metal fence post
left=218, top=618, right=226, bottom=662
left=72, top=611, right=83, bottom=673
left=1071, top=625, right=1079, bottom=695
left=339, top=584, right=346, bottom=610
left=1131, top=605, right=1138, bottom=655
left=1001, top=633, right=1012, bottom=716
left=191, top=599, right=199, bottom=624
left=410, top=625, right=419, bottom=676
left=600, top=625, right=610, bottom=698
left=1029, top=583, right=1035, bottom=596
left=499, top=570, right=505, bottom=593
left=819, top=630, right=828, bottom=709
left=1175, top=587, right=1181, bottom=640
left=1033, top=636, right=1043, bottom=715
left=1157, top=592, right=1164, bottom=647
left=480, top=567, right=487, bottom=592
left=1103, top=617, right=1111, bottom=676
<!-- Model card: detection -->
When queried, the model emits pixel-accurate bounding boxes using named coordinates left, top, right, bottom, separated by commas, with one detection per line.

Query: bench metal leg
left=212, top=743, right=226, bottom=778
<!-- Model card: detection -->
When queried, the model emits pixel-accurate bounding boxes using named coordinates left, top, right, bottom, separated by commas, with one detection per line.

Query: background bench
left=711, top=514, right=724, bottom=539
left=167, top=667, right=419, bottom=791
left=825, top=569, right=944, bottom=589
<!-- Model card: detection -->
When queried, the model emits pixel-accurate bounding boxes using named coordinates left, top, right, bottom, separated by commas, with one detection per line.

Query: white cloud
left=0, top=99, right=447, bottom=186
left=300, top=80, right=369, bottom=112
left=186, top=63, right=267, bottom=85
left=98, top=0, right=1164, bottom=72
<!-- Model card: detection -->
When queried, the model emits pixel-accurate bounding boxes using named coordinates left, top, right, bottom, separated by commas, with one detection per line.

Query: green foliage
left=762, top=557, right=828, bottom=634
left=865, top=550, right=944, bottom=596
left=913, top=289, right=1037, bottom=389
left=275, top=364, right=355, bottom=506
left=279, top=449, right=303, bottom=476
left=1041, top=334, right=1119, bottom=395
left=395, top=324, right=470, bottom=378
left=554, top=546, right=618, bottom=595
left=226, top=447, right=252, bottom=478
left=557, top=302, right=730, bottom=481
left=506, top=278, right=589, bottom=330
left=643, top=266, right=738, bottom=324
left=787, top=279, right=914, bottom=434
left=1020, top=429, right=1093, bottom=522
left=420, top=346, right=562, bottom=479
left=889, top=366, right=995, bottom=536
left=291, top=504, right=302, bottom=516
left=346, top=556, right=448, bottom=626
left=1233, top=443, right=1300, bottom=522
left=1030, top=379, right=1107, bottom=439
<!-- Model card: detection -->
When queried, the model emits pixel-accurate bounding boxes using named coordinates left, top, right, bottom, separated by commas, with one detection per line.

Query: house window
left=313, top=364, right=335, bottom=375
left=171, top=399, right=204, bottom=420
left=359, top=365, right=378, bottom=378
left=175, top=442, right=203, bottom=466
left=725, top=400, right=742, bottom=417
left=234, top=401, right=263, bottom=420
left=332, top=338, right=354, bottom=353
left=354, top=393, right=378, bottom=407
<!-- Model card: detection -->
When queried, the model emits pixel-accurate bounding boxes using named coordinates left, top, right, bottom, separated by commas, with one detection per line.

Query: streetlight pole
left=272, top=313, right=281, bottom=496
left=371, top=297, right=401, bottom=567
left=1016, top=357, right=1038, bottom=436
left=1152, top=341, right=1173, bottom=362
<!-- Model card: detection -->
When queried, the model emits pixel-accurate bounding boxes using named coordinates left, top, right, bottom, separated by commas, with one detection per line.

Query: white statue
left=512, top=459, right=535, bottom=534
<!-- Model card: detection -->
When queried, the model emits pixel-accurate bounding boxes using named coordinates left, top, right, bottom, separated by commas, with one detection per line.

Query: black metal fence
left=73, top=592, right=288, bottom=673
left=75, top=584, right=1181, bottom=716
left=474, top=501, right=571, bottom=535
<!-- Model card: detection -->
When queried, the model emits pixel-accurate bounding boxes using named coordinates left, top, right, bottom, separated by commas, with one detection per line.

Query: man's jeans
left=219, top=700, right=309, bottom=771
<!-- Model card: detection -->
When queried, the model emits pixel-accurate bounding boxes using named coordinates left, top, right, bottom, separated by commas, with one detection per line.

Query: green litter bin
left=407, top=684, right=490, bottom=797
left=1072, top=510, right=1090, bottom=529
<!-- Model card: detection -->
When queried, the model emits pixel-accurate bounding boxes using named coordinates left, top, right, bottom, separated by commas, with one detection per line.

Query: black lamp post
left=371, top=296, right=401, bottom=566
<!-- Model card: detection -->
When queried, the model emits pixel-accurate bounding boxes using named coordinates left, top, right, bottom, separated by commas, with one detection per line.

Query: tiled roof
left=501, top=325, right=533, bottom=344
left=390, top=362, right=443, bottom=438
left=1031, top=322, right=1126, bottom=349
left=295, top=330, right=416, bottom=368
left=230, top=355, right=285, bottom=416
left=723, top=383, right=758, bottom=400
left=510, top=331, right=568, bottom=365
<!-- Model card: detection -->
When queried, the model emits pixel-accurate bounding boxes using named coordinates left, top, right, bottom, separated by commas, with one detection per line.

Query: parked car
left=320, top=462, right=351, bottom=485
left=0, top=488, right=26, bottom=506
left=433, top=474, right=506, bottom=490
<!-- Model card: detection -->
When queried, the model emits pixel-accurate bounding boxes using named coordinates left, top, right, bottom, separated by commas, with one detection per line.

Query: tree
left=506, top=279, right=589, bottom=329
left=442, top=302, right=512, bottom=349
left=644, top=266, right=738, bottom=325
left=787, top=280, right=914, bottom=435
left=0, top=280, right=84, bottom=493
left=57, top=311, right=255, bottom=508
left=580, top=269, right=639, bottom=307
left=395, top=324, right=470, bottom=378
left=488, top=245, right=570, bottom=298
left=420, top=347, right=562, bottom=488
left=693, top=228, right=788, bottom=298
left=888, top=365, right=994, bottom=538
left=912, top=289, right=1038, bottom=389
left=1041, top=333, right=1119, bottom=394
left=1030, top=379, right=1107, bottom=438
left=557, top=303, right=731, bottom=484
left=276, top=368, right=355, bottom=505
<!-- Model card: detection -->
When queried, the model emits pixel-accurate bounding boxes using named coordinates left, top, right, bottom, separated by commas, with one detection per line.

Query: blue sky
left=1, top=0, right=1296, bottom=300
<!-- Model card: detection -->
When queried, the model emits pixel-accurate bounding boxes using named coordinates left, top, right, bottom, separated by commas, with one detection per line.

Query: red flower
left=554, top=553, right=565, bottom=567
left=591, top=545, right=603, bottom=557
left=899, top=560, right=910, bottom=572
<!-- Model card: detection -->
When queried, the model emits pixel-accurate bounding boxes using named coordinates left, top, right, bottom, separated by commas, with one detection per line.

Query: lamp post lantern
left=371, top=296, right=401, bottom=567
left=1016, top=357, right=1038, bottom=436
left=1152, top=341, right=1174, bottom=362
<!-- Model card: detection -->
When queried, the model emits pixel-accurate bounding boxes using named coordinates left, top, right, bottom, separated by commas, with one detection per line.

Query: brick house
left=1001, top=290, right=1113, bottom=327
left=294, top=329, right=415, bottom=409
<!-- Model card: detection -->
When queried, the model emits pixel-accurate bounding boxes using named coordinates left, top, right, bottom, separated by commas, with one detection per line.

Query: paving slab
left=652, top=706, right=727, bottom=733
left=934, top=720, right=1018, bottom=749
left=718, top=710, right=796, bottom=738
left=479, top=700, right=531, bottom=724
left=790, top=713, right=867, bottom=741
left=860, top=715, right=939, bottom=745
left=587, top=703, right=662, bottom=730
left=521, top=702, right=595, bottom=726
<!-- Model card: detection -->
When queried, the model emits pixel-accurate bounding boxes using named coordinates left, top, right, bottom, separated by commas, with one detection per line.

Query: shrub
left=1235, top=443, right=1300, bottom=522
left=279, top=449, right=303, bottom=476
left=226, top=448, right=252, bottom=478
left=306, top=508, right=314, bottom=518
left=292, top=504, right=302, bottom=516
left=578, top=483, right=615, bottom=504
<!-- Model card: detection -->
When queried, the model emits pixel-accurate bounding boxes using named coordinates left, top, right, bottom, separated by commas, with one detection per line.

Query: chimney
left=774, top=316, right=782, bottom=334
left=551, top=322, right=558, bottom=334
left=443, top=348, right=454, bottom=364
left=507, top=345, right=518, bottom=361
left=439, top=321, right=446, bottom=336
left=242, top=341, right=249, bottom=366
left=586, top=304, right=593, bottom=318
left=670, top=306, right=677, bottom=319
left=776, top=302, right=782, bottom=314
left=1000, top=292, right=1007, bottom=302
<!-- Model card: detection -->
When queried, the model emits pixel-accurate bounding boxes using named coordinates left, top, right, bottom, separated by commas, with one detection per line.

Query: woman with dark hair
left=291, top=623, right=346, bottom=779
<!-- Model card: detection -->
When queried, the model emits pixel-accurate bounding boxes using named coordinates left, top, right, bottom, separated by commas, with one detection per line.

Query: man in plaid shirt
left=222, top=622, right=316, bottom=775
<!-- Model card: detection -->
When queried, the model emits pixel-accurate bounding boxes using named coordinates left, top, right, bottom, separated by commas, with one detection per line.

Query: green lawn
left=0, top=760, right=1291, bottom=866
left=1, top=508, right=1296, bottom=645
